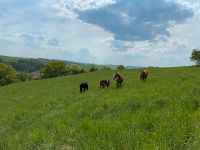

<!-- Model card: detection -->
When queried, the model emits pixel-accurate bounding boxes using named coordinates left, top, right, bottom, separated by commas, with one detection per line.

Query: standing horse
left=80, top=82, right=88, bottom=93
left=100, top=79, right=110, bottom=89
left=140, top=70, right=148, bottom=81
left=113, top=72, right=123, bottom=88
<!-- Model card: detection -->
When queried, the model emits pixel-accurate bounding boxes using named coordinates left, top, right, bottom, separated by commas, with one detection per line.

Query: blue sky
left=0, top=0, right=200, bottom=67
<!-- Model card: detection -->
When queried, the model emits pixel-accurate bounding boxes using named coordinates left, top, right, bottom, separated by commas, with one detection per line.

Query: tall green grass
left=0, top=67, right=200, bottom=149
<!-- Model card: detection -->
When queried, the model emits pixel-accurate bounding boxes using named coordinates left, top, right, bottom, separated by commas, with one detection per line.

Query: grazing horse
left=80, top=82, right=88, bottom=93
left=140, top=70, right=148, bottom=81
left=100, top=79, right=110, bottom=89
left=113, top=72, right=123, bottom=88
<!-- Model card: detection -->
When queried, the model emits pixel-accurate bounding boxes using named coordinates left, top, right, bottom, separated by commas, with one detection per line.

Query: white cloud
left=168, top=0, right=200, bottom=16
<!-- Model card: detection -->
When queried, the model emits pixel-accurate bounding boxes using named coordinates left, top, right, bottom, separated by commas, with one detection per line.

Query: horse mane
left=115, top=72, right=123, bottom=80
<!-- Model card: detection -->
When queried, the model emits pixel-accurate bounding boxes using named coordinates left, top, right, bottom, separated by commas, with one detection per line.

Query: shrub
left=80, top=69, right=86, bottom=73
left=41, top=61, right=69, bottom=78
left=17, top=72, right=30, bottom=82
left=89, top=65, right=98, bottom=72
left=117, top=65, right=126, bottom=70
left=28, top=73, right=33, bottom=80
left=70, top=65, right=81, bottom=74
left=0, top=63, right=17, bottom=86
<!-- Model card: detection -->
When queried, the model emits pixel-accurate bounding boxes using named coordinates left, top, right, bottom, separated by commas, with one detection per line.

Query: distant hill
left=0, top=55, right=107, bottom=72
left=0, top=55, right=141, bottom=72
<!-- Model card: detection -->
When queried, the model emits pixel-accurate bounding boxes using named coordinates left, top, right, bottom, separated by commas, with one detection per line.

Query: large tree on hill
left=191, top=49, right=200, bottom=66
left=41, top=61, right=69, bottom=78
left=0, top=63, right=17, bottom=86
left=70, top=64, right=81, bottom=74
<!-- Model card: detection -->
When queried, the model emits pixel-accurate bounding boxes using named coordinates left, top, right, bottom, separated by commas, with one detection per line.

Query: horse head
left=113, top=72, right=119, bottom=80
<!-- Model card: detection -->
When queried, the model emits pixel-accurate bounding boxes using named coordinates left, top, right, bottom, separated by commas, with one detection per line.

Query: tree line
left=0, top=63, right=32, bottom=86
left=0, top=61, right=113, bottom=86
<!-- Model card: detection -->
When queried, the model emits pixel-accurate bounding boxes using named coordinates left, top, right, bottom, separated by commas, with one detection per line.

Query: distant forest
left=0, top=55, right=119, bottom=72
left=0, top=55, right=78, bottom=72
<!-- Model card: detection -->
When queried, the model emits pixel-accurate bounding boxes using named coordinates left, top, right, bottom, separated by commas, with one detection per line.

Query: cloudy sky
left=0, top=0, right=200, bottom=67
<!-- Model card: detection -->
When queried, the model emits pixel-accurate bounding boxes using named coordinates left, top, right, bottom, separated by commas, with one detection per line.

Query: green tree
left=191, top=49, right=200, bottom=66
left=0, top=63, right=17, bottom=86
left=17, top=72, right=30, bottom=82
left=70, top=64, right=81, bottom=74
left=41, top=61, right=69, bottom=78
left=80, top=69, right=86, bottom=73
left=27, top=73, right=33, bottom=80
left=89, top=65, right=98, bottom=72
left=117, top=65, right=126, bottom=70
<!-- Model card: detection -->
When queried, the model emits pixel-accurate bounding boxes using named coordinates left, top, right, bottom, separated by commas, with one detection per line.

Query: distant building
left=31, top=71, right=40, bottom=79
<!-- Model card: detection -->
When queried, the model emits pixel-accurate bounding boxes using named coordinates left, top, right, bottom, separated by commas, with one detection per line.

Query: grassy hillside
left=0, top=67, right=200, bottom=149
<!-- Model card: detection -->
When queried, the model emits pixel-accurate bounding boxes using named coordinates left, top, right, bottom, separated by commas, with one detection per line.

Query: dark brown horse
left=113, top=72, right=123, bottom=88
left=140, top=70, right=148, bottom=81
left=100, top=79, right=110, bottom=89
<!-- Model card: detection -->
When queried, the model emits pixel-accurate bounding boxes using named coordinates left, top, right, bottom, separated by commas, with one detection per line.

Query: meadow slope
left=0, top=67, right=200, bottom=149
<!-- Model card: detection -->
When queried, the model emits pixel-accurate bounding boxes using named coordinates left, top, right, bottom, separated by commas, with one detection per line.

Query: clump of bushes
left=40, top=61, right=69, bottom=78
left=0, top=63, right=17, bottom=86
left=0, top=63, right=34, bottom=86
left=17, top=72, right=32, bottom=82
left=117, top=65, right=126, bottom=70
left=89, top=65, right=98, bottom=72
left=40, top=62, right=87, bottom=79
left=70, top=64, right=81, bottom=74
left=80, top=69, right=86, bottom=73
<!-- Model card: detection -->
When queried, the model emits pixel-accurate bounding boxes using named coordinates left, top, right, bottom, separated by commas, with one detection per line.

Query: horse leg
left=117, top=83, right=119, bottom=88
left=80, top=87, right=82, bottom=93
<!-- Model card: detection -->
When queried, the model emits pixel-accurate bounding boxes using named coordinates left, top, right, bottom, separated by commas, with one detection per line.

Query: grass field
left=0, top=67, right=200, bottom=149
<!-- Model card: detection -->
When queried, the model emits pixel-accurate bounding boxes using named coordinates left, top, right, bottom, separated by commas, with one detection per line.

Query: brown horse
left=113, top=72, right=123, bottom=88
left=140, top=70, right=148, bottom=81
left=100, top=79, right=110, bottom=89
